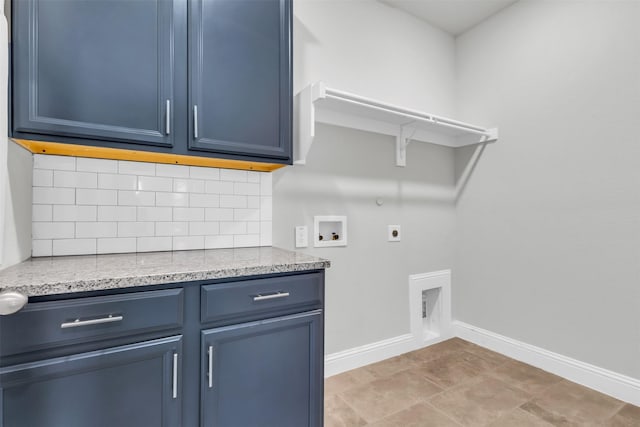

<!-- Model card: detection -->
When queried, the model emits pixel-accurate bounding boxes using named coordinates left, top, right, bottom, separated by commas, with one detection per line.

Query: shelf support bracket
left=396, top=126, right=414, bottom=167
left=295, top=82, right=326, bottom=165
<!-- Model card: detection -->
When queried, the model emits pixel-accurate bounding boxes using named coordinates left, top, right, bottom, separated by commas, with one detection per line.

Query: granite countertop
left=0, top=247, right=330, bottom=297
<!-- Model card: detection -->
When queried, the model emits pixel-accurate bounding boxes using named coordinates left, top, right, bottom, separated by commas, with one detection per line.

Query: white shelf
left=295, top=81, right=498, bottom=166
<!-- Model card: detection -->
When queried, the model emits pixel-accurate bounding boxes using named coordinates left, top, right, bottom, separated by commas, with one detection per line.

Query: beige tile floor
left=324, top=338, right=640, bottom=427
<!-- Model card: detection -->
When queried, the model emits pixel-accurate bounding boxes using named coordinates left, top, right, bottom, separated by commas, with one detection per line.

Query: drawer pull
left=207, top=345, right=214, bottom=388
left=165, top=99, right=171, bottom=135
left=172, top=352, right=179, bottom=399
left=193, top=105, right=199, bottom=139
left=253, top=292, right=290, bottom=302
left=60, top=314, right=123, bottom=329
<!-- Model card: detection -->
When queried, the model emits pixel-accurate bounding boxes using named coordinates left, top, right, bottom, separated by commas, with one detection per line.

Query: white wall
left=1, top=141, right=32, bottom=269
left=274, top=0, right=457, bottom=354
left=455, top=0, right=640, bottom=378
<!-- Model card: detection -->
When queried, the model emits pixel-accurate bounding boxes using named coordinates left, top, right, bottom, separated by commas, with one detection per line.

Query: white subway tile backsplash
left=118, top=222, right=155, bottom=237
left=220, top=195, right=247, bottom=208
left=173, top=236, right=204, bottom=250
left=247, top=196, right=260, bottom=209
left=260, top=197, right=272, bottom=221
left=220, top=221, right=247, bottom=235
left=77, top=157, right=118, bottom=173
left=32, top=155, right=273, bottom=256
left=243, top=209, right=266, bottom=224
left=205, top=208, right=234, bottom=221
left=156, top=163, right=189, bottom=178
left=77, top=189, right=117, bottom=205
left=33, top=187, right=75, bottom=205
left=156, top=222, right=189, bottom=237
left=97, top=238, right=137, bottom=254
left=234, top=235, right=260, bottom=248
left=260, top=173, right=272, bottom=196
left=174, top=178, right=205, bottom=193
left=118, top=190, right=155, bottom=206
left=34, top=154, right=76, bottom=171
left=189, top=221, right=219, bottom=236
left=220, top=169, right=247, bottom=182
left=98, top=173, right=137, bottom=190
left=260, top=221, right=272, bottom=246
left=137, top=207, right=172, bottom=222
left=137, top=236, right=172, bottom=252
left=33, top=169, right=53, bottom=187
left=33, top=205, right=53, bottom=222
left=234, top=182, right=260, bottom=196
left=174, top=207, right=205, bottom=222
left=32, top=239, right=53, bottom=257
left=190, top=193, right=220, bottom=208
left=118, top=160, right=155, bottom=176
left=53, top=205, right=97, bottom=222
left=53, top=239, right=97, bottom=256
left=205, top=181, right=234, bottom=195
left=76, top=222, right=117, bottom=238
left=234, top=208, right=260, bottom=222
left=54, top=171, right=98, bottom=189
left=33, top=222, right=75, bottom=239
left=247, top=222, right=260, bottom=234
left=190, top=166, right=220, bottom=180
left=98, top=206, right=137, bottom=222
left=156, top=192, right=189, bottom=207
left=137, top=176, right=173, bottom=192
left=205, top=235, right=233, bottom=249
left=247, top=171, right=261, bottom=183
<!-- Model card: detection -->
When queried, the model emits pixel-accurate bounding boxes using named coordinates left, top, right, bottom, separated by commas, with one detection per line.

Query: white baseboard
left=324, top=334, right=416, bottom=377
left=454, top=321, right=640, bottom=406
left=325, top=270, right=455, bottom=378
left=324, top=333, right=453, bottom=378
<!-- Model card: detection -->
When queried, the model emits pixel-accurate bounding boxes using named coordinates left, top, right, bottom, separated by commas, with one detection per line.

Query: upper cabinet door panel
left=189, top=0, right=292, bottom=161
left=12, top=0, right=175, bottom=147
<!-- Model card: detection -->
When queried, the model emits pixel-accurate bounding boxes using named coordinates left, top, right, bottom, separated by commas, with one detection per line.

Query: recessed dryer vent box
left=314, top=216, right=347, bottom=247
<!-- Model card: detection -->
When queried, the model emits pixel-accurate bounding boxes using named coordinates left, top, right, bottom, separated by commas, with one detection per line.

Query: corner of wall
left=1, top=140, right=33, bottom=269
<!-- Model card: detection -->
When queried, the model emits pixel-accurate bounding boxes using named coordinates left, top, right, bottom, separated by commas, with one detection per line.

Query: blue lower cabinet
left=0, top=335, right=182, bottom=427
left=201, top=310, right=323, bottom=427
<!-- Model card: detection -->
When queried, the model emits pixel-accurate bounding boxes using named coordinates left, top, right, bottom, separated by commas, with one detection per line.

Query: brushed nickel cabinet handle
left=60, top=314, right=123, bottom=329
left=166, top=99, right=171, bottom=135
left=207, top=345, right=213, bottom=388
left=172, top=352, right=179, bottom=399
left=253, top=292, right=290, bottom=302
left=193, top=105, right=199, bottom=139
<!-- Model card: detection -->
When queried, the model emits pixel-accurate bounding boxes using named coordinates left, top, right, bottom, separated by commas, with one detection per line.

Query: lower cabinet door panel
left=0, top=335, right=182, bottom=427
left=201, top=310, right=323, bottom=427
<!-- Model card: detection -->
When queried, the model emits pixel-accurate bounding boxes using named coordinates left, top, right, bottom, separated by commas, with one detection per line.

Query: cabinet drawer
left=201, top=273, right=323, bottom=325
left=0, top=289, right=183, bottom=357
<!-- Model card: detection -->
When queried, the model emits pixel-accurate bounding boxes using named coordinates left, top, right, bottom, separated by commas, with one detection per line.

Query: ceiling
left=379, top=0, right=519, bottom=36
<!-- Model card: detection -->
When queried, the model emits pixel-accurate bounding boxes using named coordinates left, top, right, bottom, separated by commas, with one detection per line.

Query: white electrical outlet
left=295, top=226, right=308, bottom=248
left=388, top=225, right=401, bottom=242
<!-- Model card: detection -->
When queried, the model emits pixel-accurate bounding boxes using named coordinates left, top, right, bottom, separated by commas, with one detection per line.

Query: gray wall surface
left=275, top=0, right=458, bottom=354
left=2, top=142, right=32, bottom=268
left=454, top=0, right=640, bottom=378
left=274, top=125, right=456, bottom=354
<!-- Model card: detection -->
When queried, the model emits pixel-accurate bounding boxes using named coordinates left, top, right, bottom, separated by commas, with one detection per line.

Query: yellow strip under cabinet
left=13, top=139, right=286, bottom=172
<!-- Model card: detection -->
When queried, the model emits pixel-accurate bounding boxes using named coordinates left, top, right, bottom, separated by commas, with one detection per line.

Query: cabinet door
left=12, top=0, right=176, bottom=147
left=189, top=0, right=292, bottom=162
left=0, top=335, right=182, bottom=427
left=201, top=310, right=323, bottom=427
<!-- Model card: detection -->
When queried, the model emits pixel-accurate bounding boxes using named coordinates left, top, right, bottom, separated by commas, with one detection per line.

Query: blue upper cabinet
left=11, top=0, right=293, bottom=165
left=189, top=0, right=292, bottom=162
left=12, top=0, right=177, bottom=148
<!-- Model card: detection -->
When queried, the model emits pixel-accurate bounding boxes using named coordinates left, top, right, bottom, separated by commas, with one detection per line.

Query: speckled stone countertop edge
left=0, top=247, right=330, bottom=297
left=8, top=262, right=330, bottom=297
